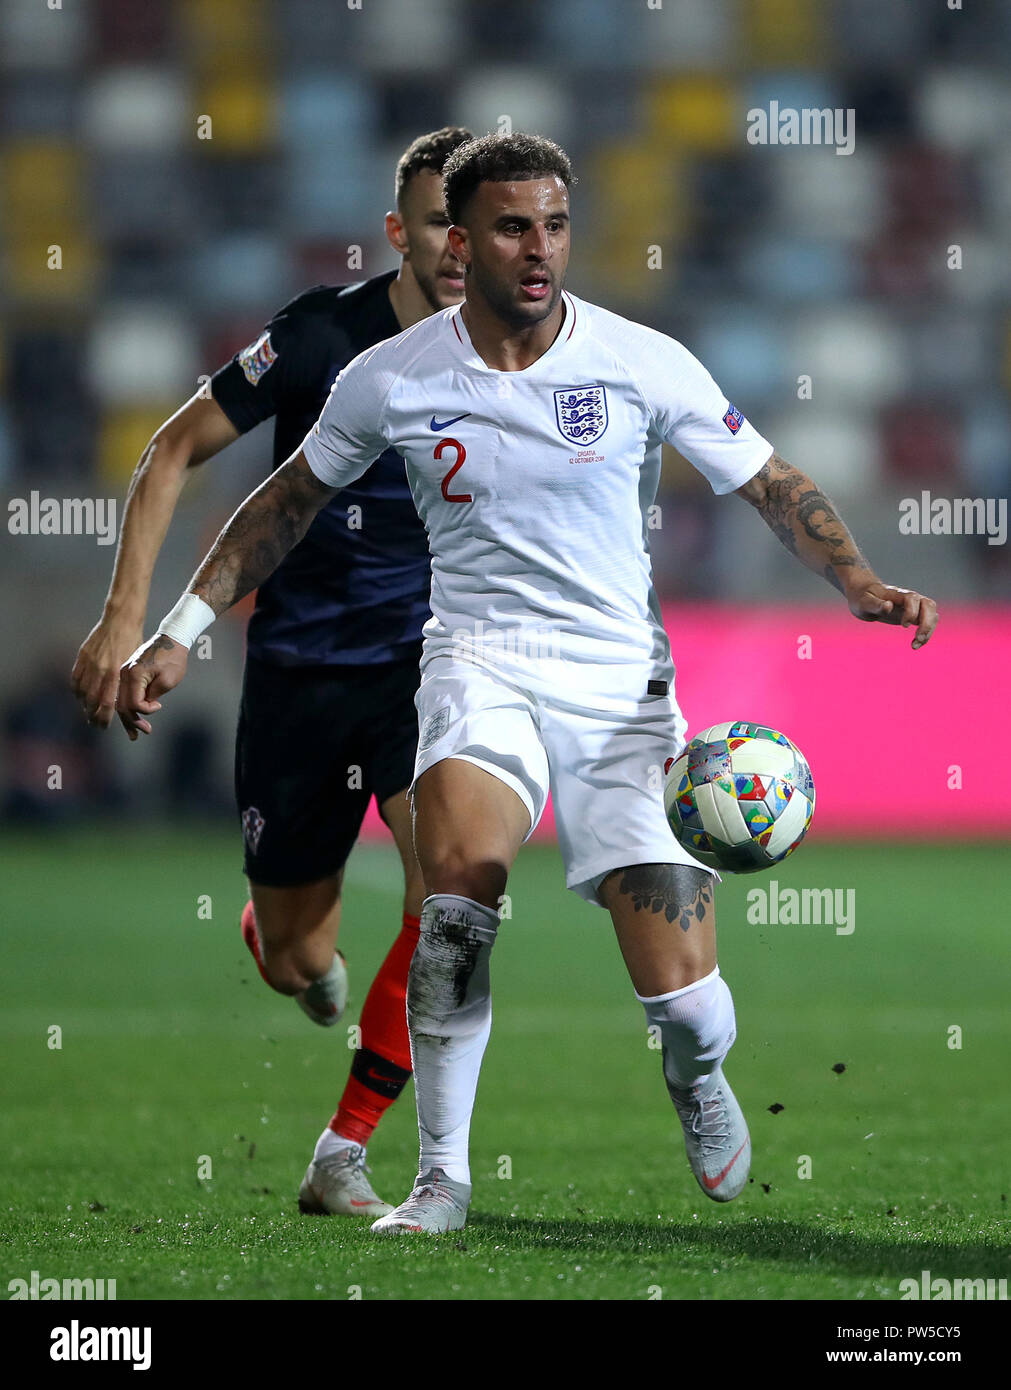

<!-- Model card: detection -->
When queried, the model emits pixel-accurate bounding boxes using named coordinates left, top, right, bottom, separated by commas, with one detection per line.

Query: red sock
left=331, top=912, right=420, bottom=1146
left=240, top=900, right=273, bottom=987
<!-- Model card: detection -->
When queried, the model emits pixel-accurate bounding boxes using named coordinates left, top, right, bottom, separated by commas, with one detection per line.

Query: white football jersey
left=302, top=292, right=773, bottom=696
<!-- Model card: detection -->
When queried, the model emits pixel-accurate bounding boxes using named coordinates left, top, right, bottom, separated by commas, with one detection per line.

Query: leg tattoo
left=616, top=863, right=713, bottom=933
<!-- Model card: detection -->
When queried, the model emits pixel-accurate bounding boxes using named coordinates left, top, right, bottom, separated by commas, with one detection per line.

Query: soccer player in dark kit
left=71, top=126, right=474, bottom=1217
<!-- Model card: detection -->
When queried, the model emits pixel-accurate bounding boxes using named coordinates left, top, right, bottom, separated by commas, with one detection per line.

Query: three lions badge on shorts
left=553, top=385, right=608, bottom=446
left=419, top=707, right=451, bottom=752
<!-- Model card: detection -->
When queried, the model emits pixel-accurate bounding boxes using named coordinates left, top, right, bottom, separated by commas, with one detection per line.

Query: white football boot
left=298, top=1143, right=393, bottom=1218
left=370, top=1167, right=471, bottom=1235
left=668, top=1066, right=751, bottom=1202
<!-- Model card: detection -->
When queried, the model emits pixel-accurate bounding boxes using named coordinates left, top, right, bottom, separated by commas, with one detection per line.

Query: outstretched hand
left=71, top=619, right=144, bottom=729
left=116, top=635, right=189, bottom=740
left=846, top=579, right=938, bottom=650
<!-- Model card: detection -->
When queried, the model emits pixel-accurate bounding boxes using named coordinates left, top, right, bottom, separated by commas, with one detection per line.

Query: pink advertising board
left=358, top=604, right=1011, bottom=840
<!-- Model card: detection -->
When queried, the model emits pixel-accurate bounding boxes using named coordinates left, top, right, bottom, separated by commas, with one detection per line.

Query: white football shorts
left=411, top=652, right=716, bottom=907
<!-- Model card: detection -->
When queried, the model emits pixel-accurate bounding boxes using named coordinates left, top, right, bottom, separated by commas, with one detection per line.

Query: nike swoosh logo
left=430, top=413, right=471, bottom=431
left=701, top=1135, right=750, bottom=1191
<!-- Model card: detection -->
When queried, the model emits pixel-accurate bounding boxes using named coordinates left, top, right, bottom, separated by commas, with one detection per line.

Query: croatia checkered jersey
left=301, top=292, right=774, bottom=670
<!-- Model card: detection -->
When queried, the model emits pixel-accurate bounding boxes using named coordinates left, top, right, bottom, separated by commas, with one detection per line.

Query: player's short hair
left=442, top=132, right=574, bottom=226
left=395, top=127, right=475, bottom=207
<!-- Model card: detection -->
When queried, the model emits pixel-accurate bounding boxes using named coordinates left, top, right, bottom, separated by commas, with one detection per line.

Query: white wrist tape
left=157, top=593, right=216, bottom=649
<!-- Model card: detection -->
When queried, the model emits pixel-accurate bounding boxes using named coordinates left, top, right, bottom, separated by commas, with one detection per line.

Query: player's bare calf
left=600, top=863, right=750, bottom=1202
left=240, top=899, right=348, bottom=1026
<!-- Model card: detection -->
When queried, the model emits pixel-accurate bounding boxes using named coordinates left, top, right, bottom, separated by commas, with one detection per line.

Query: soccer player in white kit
left=120, top=134, right=938, bottom=1234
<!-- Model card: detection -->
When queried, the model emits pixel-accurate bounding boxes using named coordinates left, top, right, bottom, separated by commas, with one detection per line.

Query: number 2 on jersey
left=436, top=437, right=472, bottom=503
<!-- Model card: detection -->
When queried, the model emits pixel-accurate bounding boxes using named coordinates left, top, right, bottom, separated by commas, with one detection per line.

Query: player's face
left=451, top=178, right=570, bottom=329
left=394, top=169, right=466, bottom=311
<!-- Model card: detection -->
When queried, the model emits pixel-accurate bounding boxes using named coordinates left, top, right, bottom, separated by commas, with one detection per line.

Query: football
left=664, top=721, right=815, bottom=874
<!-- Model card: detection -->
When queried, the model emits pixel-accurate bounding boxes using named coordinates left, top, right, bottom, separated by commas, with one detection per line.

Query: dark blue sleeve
left=209, top=287, right=342, bottom=436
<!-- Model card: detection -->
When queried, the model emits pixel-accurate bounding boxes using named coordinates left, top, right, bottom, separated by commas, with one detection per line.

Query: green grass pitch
left=2, top=828, right=1008, bottom=1301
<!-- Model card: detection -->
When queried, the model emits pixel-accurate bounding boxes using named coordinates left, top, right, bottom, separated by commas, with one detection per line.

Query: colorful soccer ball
left=664, top=721, right=815, bottom=874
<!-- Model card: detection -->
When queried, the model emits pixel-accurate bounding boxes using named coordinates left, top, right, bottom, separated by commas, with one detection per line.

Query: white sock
left=637, top=966, right=737, bottom=1094
left=299, top=952, right=346, bottom=1026
left=407, top=894, right=499, bottom=1186
left=313, top=1128, right=360, bottom=1162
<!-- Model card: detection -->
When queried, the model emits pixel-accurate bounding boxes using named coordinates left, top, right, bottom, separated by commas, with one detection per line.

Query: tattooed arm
left=115, top=450, right=337, bottom=737
left=188, top=450, right=337, bottom=616
left=737, top=452, right=938, bottom=649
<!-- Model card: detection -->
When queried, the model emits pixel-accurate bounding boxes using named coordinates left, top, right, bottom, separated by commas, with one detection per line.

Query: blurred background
left=1, top=0, right=1008, bottom=833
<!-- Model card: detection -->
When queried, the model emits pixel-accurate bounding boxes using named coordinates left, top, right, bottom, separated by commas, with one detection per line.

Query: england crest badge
left=553, top=385, right=608, bottom=446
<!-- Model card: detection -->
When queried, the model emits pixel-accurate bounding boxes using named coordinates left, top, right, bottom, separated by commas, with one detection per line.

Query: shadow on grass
left=463, top=1212, right=1011, bottom=1281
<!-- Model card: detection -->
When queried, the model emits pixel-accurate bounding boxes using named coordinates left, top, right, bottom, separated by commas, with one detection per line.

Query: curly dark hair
left=394, top=126, right=475, bottom=206
left=442, top=132, right=574, bottom=225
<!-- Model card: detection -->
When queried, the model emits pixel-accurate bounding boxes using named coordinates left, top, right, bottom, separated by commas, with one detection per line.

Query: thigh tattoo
left=615, top=863, right=713, bottom=933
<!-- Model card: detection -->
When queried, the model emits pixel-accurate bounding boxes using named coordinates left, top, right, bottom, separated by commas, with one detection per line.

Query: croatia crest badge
left=238, top=331, right=278, bottom=386
left=241, top=806, right=265, bottom=854
left=553, top=385, right=608, bottom=447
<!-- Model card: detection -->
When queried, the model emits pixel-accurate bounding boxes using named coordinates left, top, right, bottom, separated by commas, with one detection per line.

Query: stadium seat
left=190, top=233, right=290, bottom=311
left=647, top=77, right=737, bottom=154
left=584, top=141, right=686, bottom=300
left=355, top=0, right=459, bottom=70
left=179, top=0, right=270, bottom=69
left=761, top=407, right=880, bottom=499
left=97, top=405, right=184, bottom=485
left=454, top=67, right=573, bottom=151
left=880, top=399, right=962, bottom=487
left=92, top=0, right=173, bottom=63
left=192, top=74, right=278, bottom=154
left=281, top=74, right=376, bottom=150
left=87, top=305, right=198, bottom=406
left=787, top=305, right=908, bottom=406
left=0, top=0, right=87, bottom=69
left=743, top=0, right=825, bottom=65
left=83, top=69, right=189, bottom=152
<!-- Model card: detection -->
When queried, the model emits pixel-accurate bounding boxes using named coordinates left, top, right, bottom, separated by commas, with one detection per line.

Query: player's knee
left=421, top=851, right=506, bottom=911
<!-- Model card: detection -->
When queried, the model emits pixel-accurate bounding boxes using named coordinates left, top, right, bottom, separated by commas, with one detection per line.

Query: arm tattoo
left=189, top=458, right=336, bottom=615
left=748, top=453, right=871, bottom=591
left=137, top=633, right=177, bottom=667
left=616, top=864, right=713, bottom=933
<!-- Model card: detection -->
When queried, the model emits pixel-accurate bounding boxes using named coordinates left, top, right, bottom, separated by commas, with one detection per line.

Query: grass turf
left=1, top=828, right=1008, bottom=1301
